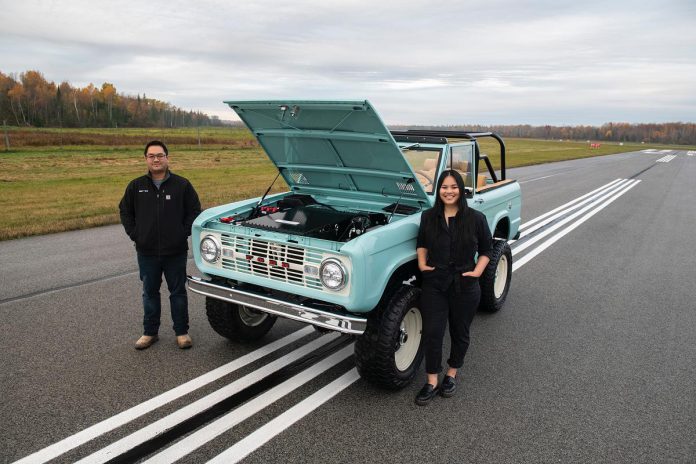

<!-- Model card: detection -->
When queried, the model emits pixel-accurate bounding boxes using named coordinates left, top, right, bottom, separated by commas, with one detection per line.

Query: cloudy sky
left=2, top=0, right=695, bottom=125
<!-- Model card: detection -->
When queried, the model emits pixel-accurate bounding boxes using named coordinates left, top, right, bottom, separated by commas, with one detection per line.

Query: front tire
left=354, top=286, right=424, bottom=390
left=479, top=239, right=512, bottom=313
left=206, top=297, right=276, bottom=342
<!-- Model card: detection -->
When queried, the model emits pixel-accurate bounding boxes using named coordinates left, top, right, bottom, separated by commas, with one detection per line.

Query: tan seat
left=476, top=178, right=514, bottom=192
left=449, top=160, right=486, bottom=188
left=423, top=158, right=437, bottom=171
left=416, top=158, right=438, bottom=192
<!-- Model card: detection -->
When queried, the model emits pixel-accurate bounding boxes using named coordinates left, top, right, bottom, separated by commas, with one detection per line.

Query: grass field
left=1, top=126, right=250, bottom=149
left=0, top=127, right=692, bottom=240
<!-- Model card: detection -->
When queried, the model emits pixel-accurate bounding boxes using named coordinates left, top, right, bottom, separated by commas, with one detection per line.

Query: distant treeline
left=398, top=121, right=696, bottom=146
left=0, top=70, right=225, bottom=128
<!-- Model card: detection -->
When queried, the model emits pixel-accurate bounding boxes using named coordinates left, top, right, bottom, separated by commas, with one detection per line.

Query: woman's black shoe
left=415, top=383, right=439, bottom=406
left=440, top=375, right=457, bottom=397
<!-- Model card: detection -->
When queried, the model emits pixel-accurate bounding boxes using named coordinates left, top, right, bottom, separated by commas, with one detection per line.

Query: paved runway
left=1, top=149, right=695, bottom=463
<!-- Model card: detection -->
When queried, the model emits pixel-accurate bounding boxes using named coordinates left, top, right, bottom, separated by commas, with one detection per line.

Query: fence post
left=3, top=120, right=9, bottom=151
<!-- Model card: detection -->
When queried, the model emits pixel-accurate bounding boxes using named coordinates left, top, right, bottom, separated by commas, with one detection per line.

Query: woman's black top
left=416, top=208, right=493, bottom=292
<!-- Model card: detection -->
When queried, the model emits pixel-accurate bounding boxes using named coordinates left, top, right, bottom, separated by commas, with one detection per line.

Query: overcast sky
left=2, top=0, right=695, bottom=125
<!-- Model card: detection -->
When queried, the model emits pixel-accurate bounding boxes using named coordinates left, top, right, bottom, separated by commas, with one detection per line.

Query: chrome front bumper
left=187, top=276, right=367, bottom=335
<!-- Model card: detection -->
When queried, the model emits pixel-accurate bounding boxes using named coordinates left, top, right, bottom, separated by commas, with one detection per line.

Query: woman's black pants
left=421, top=280, right=481, bottom=374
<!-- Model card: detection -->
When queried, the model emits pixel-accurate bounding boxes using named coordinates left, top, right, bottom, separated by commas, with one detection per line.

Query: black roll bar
left=390, top=130, right=507, bottom=180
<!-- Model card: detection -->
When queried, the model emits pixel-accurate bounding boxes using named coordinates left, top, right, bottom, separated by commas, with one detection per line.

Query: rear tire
left=354, top=286, right=424, bottom=390
left=206, top=297, right=276, bottom=342
left=479, top=239, right=512, bottom=313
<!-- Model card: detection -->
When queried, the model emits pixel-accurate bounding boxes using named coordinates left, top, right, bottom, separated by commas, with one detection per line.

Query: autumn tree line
left=408, top=123, right=696, bottom=145
left=2, top=70, right=694, bottom=144
left=0, top=70, right=224, bottom=128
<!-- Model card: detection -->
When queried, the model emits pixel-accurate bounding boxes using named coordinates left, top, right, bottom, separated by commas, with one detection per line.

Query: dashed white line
left=519, top=173, right=562, bottom=184
left=656, top=155, right=676, bottom=163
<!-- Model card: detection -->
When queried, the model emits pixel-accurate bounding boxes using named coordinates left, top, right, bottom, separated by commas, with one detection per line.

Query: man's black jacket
left=119, top=172, right=201, bottom=256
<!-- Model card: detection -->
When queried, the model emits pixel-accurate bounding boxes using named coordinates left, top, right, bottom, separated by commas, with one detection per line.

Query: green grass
left=0, top=146, right=286, bottom=240
left=477, top=138, right=691, bottom=169
left=1, top=126, right=253, bottom=149
left=0, top=128, right=693, bottom=240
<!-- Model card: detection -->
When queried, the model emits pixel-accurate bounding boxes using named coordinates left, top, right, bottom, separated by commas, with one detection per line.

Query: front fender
left=340, top=213, right=421, bottom=312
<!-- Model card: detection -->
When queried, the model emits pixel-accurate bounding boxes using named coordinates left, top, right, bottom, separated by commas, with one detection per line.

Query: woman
left=415, top=170, right=492, bottom=405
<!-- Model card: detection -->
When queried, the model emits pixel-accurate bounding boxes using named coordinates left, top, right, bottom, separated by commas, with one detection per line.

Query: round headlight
left=319, top=258, right=347, bottom=291
left=200, top=235, right=221, bottom=263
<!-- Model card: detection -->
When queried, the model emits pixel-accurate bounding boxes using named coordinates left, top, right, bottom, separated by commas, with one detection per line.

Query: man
left=119, top=140, right=201, bottom=350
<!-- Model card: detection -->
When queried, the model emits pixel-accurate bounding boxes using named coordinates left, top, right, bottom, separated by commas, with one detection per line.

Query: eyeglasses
left=146, top=153, right=167, bottom=160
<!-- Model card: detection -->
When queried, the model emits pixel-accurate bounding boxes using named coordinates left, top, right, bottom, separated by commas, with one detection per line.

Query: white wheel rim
left=494, top=254, right=509, bottom=299
left=394, top=307, right=423, bottom=371
left=239, top=305, right=268, bottom=327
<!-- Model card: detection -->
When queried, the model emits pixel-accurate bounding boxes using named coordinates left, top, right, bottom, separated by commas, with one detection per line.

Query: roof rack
left=390, top=130, right=507, bottom=180
left=389, top=133, right=449, bottom=144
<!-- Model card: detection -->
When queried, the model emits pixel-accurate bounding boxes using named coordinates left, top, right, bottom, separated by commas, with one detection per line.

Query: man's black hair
left=144, top=140, right=168, bottom=156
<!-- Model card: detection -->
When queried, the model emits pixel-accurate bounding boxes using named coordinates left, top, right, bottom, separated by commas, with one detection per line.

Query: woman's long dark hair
left=423, top=169, right=475, bottom=250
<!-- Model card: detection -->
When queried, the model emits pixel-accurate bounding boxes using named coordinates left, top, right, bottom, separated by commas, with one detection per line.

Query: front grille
left=220, top=234, right=324, bottom=289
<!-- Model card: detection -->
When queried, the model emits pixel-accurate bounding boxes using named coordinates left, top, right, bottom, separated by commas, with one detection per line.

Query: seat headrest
left=452, top=160, right=469, bottom=172
left=423, top=158, right=437, bottom=170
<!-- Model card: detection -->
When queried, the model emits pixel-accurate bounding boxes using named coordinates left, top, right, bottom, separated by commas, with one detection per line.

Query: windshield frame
left=397, top=144, right=444, bottom=195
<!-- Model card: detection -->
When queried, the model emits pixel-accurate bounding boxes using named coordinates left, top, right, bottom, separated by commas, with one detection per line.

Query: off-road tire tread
left=479, top=239, right=512, bottom=313
left=354, top=285, right=423, bottom=390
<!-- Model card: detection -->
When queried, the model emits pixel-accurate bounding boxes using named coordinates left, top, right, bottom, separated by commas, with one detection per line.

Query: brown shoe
left=176, top=334, right=192, bottom=349
left=135, top=335, right=159, bottom=350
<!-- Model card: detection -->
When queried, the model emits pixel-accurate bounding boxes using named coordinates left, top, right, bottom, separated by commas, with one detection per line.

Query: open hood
left=225, top=100, right=430, bottom=206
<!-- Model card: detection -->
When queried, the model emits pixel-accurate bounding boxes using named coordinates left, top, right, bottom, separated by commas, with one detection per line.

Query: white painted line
left=519, top=179, right=622, bottom=230
left=144, top=345, right=355, bottom=464
left=518, top=179, right=631, bottom=239
left=74, top=333, right=341, bottom=464
left=12, top=326, right=315, bottom=464
left=519, top=173, right=562, bottom=184
left=207, top=368, right=361, bottom=464
left=656, top=155, right=676, bottom=163
left=16, top=172, right=649, bottom=464
left=513, top=180, right=641, bottom=271
left=146, top=178, right=644, bottom=463
left=200, top=178, right=645, bottom=464
left=512, top=179, right=639, bottom=256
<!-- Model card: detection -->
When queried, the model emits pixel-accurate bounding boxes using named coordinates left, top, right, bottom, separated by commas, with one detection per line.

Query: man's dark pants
left=137, top=252, right=189, bottom=336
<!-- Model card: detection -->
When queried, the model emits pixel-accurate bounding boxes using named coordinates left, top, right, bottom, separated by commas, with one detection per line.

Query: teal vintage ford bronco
left=188, top=100, right=521, bottom=389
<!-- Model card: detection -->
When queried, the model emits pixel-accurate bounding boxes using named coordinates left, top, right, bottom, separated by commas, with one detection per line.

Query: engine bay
left=220, top=194, right=396, bottom=242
